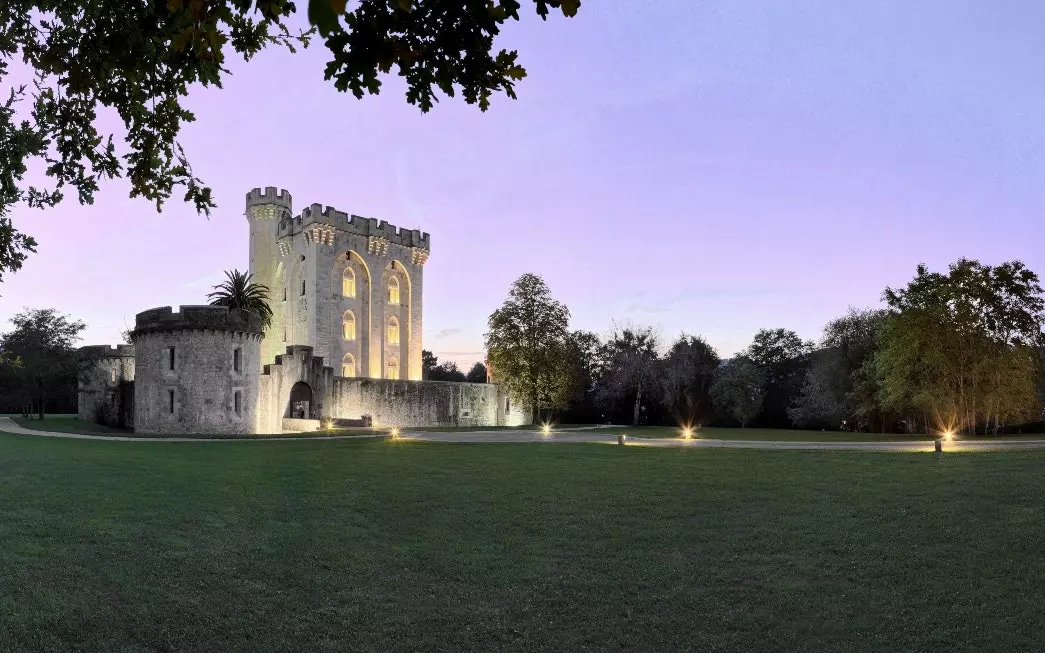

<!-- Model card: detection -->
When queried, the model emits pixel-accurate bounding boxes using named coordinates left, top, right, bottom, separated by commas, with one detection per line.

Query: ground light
left=541, top=423, right=551, bottom=437
left=390, top=427, right=401, bottom=439
left=681, top=425, right=695, bottom=440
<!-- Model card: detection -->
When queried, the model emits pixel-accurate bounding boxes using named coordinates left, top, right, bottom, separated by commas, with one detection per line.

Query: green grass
left=11, top=415, right=132, bottom=435
left=584, top=425, right=1045, bottom=442
left=1, top=434, right=1044, bottom=651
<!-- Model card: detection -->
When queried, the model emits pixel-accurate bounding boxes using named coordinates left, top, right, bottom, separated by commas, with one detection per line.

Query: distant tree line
left=484, top=260, right=1045, bottom=434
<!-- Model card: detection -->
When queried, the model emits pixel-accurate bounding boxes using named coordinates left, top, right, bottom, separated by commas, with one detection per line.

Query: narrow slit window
left=168, top=347, right=175, bottom=371
left=234, top=391, right=241, bottom=415
left=301, top=279, right=306, bottom=296
left=233, top=348, right=241, bottom=372
left=168, top=390, right=175, bottom=414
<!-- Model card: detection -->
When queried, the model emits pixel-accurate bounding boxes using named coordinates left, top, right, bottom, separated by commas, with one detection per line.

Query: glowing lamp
left=541, top=423, right=551, bottom=436
left=681, top=426, right=694, bottom=440
left=390, top=427, right=401, bottom=439
left=618, top=434, right=627, bottom=446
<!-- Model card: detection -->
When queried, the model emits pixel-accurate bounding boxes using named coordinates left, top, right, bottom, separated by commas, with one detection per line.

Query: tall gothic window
left=388, top=276, right=400, bottom=305
left=387, top=316, right=400, bottom=345
left=342, top=311, right=356, bottom=340
left=342, top=267, right=356, bottom=298
left=342, top=353, right=356, bottom=378
left=386, top=356, right=400, bottom=380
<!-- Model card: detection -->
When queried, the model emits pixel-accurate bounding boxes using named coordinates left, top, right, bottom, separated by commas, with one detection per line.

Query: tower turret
left=246, top=186, right=292, bottom=366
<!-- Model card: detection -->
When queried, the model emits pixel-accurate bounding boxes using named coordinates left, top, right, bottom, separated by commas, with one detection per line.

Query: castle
left=77, top=187, right=530, bottom=434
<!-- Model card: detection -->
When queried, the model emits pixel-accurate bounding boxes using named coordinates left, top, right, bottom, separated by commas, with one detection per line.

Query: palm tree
left=207, top=270, right=273, bottom=329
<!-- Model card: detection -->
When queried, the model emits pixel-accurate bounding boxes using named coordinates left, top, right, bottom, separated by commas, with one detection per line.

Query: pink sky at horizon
left=4, top=1, right=1045, bottom=369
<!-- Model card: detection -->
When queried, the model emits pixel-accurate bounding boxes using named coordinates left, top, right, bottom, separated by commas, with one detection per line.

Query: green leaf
left=308, top=0, right=342, bottom=37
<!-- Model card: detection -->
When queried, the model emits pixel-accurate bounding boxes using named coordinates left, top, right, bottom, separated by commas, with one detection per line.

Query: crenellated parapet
left=131, top=305, right=264, bottom=340
left=246, top=186, right=293, bottom=220
left=299, top=203, right=431, bottom=250
left=80, top=344, right=136, bottom=359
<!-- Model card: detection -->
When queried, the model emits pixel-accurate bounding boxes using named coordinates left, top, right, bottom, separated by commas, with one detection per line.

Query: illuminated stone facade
left=76, top=186, right=531, bottom=433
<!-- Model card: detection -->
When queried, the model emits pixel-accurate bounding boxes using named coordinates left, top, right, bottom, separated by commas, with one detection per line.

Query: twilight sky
left=4, top=1, right=1045, bottom=368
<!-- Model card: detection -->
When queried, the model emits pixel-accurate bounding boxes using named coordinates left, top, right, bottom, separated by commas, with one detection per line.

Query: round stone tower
left=130, top=305, right=263, bottom=434
left=246, top=186, right=292, bottom=367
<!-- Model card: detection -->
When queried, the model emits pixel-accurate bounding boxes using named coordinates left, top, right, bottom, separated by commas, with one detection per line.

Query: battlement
left=298, top=203, right=431, bottom=250
left=131, top=305, right=264, bottom=337
left=246, top=186, right=293, bottom=220
left=79, top=344, right=136, bottom=358
left=261, top=345, right=333, bottom=376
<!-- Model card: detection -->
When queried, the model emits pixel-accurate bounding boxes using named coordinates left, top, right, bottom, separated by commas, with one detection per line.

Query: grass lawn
left=1, top=434, right=1044, bottom=651
left=11, top=415, right=132, bottom=435
left=584, top=425, right=1045, bottom=442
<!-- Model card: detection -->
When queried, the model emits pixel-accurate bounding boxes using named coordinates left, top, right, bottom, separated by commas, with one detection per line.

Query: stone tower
left=130, top=305, right=263, bottom=434
left=246, top=185, right=430, bottom=381
left=246, top=187, right=293, bottom=367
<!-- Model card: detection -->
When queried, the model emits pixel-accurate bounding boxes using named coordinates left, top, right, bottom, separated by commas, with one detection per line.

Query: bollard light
left=618, top=434, right=627, bottom=446
left=934, top=438, right=942, bottom=453
left=390, top=427, right=401, bottom=439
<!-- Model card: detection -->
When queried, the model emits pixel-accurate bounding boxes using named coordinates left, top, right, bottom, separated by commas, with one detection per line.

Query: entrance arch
left=287, top=381, right=313, bottom=419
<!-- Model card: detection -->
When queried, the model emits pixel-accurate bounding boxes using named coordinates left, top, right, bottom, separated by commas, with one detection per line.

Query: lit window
left=387, top=356, right=399, bottom=380
left=342, top=267, right=356, bottom=298
left=233, top=348, right=241, bottom=372
left=388, top=276, right=400, bottom=305
left=342, top=353, right=356, bottom=378
left=111, top=368, right=117, bottom=383
left=342, top=311, right=356, bottom=340
left=387, top=317, right=400, bottom=345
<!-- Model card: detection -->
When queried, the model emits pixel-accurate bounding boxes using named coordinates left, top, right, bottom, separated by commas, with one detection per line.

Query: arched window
left=387, top=316, right=400, bottom=345
left=388, top=276, right=400, bottom=305
left=342, top=267, right=356, bottom=298
left=342, top=353, right=356, bottom=378
left=343, top=311, right=356, bottom=340
left=387, top=356, right=400, bottom=380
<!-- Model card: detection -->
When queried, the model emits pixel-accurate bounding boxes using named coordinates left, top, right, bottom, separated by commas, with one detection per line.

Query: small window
left=387, top=317, right=400, bottom=345
left=301, top=279, right=306, bottom=296
left=388, top=276, right=400, bottom=305
left=342, top=311, right=356, bottom=340
left=342, top=267, right=356, bottom=298
left=505, top=397, right=510, bottom=413
left=168, top=347, right=175, bottom=371
left=168, top=390, right=175, bottom=414
left=282, top=286, right=287, bottom=301
left=233, top=348, right=241, bottom=372
left=234, top=391, right=241, bottom=415
left=386, top=356, right=400, bottom=380
left=342, top=353, right=356, bottom=378
left=111, top=368, right=117, bottom=383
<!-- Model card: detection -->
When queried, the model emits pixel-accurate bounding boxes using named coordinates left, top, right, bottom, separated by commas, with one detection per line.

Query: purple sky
left=5, top=1, right=1045, bottom=368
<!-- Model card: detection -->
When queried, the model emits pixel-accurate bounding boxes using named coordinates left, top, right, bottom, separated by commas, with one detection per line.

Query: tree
left=560, top=329, right=604, bottom=422
left=0, top=308, right=85, bottom=419
left=485, top=273, right=571, bottom=423
left=745, top=328, right=813, bottom=427
left=207, top=269, right=273, bottom=328
left=466, top=362, right=488, bottom=383
left=0, top=1, right=581, bottom=285
left=597, top=324, right=660, bottom=426
left=660, top=334, right=719, bottom=427
left=876, top=259, right=1045, bottom=435
left=428, top=360, right=467, bottom=382
left=789, top=307, right=888, bottom=432
left=422, top=349, right=438, bottom=379
left=787, top=348, right=846, bottom=429
left=710, top=356, right=765, bottom=428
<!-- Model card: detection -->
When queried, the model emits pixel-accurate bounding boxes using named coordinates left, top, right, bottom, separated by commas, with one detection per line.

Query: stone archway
left=288, top=381, right=313, bottom=419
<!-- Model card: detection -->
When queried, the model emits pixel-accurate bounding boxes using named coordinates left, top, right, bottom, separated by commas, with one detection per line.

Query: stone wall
left=328, top=378, right=531, bottom=428
left=131, top=306, right=263, bottom=434
left=77, top=345, right=136, bottom=428
left=257, top=345, right=334, bottom=434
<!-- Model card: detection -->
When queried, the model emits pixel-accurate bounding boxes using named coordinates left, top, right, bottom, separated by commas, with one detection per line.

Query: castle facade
left=77, top=187, right=530, bottom=434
